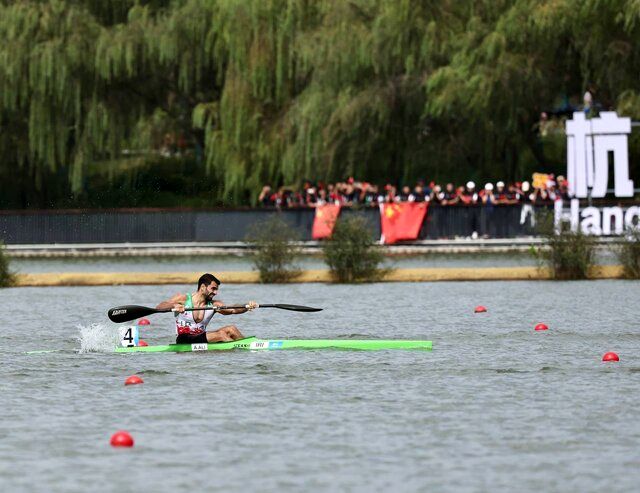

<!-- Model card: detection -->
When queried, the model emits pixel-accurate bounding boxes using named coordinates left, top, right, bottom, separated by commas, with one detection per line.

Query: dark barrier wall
left=0, top=205, right=546, bottom=244
left=422, top=205, right=539, bottom=239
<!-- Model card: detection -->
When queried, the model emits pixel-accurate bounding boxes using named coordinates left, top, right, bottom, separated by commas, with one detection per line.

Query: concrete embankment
left=13, top=266, right=625, bottom=286
left=4, top=237, right=624, bottom=257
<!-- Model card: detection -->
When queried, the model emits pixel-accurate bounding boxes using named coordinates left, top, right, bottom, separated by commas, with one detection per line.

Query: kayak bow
left=115, top=336, right=432, bottom=353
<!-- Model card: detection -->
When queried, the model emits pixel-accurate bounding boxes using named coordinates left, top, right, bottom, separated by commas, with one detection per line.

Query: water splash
left=77, top=323, right=120, bottom=353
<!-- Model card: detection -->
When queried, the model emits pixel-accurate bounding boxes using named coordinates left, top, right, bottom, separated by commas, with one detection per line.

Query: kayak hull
left=115, top=336, right=432, bottom=353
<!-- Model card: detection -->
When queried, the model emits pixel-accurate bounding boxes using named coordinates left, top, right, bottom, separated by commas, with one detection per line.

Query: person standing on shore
left=156, top=273, right=258, bottom=344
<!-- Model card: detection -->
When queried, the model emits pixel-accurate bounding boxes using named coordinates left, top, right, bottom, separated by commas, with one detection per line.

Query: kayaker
left=156, top=273, right=258, bottom=344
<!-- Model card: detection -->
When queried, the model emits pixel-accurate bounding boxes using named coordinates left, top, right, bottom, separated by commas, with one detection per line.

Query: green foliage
left=532, top=214, right=596, bottom=280
left=618, top=228, right=640, bottom=279
left=0, top=243, right=16, bottom=287
left=246, top=215, right=301, bottom=283
left=322, top=215, right=386, bottom=283
left=2, top=1, right=640, bottom=207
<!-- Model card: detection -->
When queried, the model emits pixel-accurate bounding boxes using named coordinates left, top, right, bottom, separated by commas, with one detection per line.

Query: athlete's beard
left=204, top=292, right=215, bottom=302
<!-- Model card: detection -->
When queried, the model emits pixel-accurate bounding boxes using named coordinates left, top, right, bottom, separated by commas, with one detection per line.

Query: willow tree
left=193, top=0, right=640, bottom=198
left=196, top=0, right=464, bottom=198
left=2, top=0, right=640, bottom=208
left=280, top=0, right=455, bottom=185
left=0, top=1, right=99, bottom=205
left=193, top=0, right=318, bottom=203
left=425, top=0, right=640, bottom=182
left=0, top=0, right=224, bottom=207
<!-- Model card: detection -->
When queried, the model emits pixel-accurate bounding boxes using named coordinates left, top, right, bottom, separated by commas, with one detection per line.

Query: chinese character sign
left=565, top=112, right=634, bottom=198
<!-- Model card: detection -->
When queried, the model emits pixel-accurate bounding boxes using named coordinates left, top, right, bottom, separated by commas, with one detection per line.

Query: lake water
left=1, top=280, right=639, bottom=492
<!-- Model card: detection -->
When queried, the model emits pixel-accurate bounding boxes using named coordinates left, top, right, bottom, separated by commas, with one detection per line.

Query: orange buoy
left=110, top=431, right=134, bottom=447
left=124, top=375, right=144, bottom=386
left=602, top=352, right=619, bottom=362
left=138, top=340, right=148, bottom=347
left=137, top=318, right=151, bottom=326
left=534, top=323, right=549, bottom=331
left=474, top=306, right=487, bottom=313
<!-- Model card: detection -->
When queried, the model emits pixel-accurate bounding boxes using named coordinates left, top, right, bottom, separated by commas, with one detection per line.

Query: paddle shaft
left=159, top=305, right=245, bottom=314
left=108, top=303, right=322, bottom=323
left=159, top=304, right=313, bottom=313
left=158, top=304, right=319, bottom=313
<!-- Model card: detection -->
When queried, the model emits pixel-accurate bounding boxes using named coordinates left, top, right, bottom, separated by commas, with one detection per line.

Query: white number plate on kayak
left=191, top=343, right=208, bottom=351
left=119, top=326, right=139, bottom=348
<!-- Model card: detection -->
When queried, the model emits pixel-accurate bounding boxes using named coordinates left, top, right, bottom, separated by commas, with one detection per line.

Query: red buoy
left=124, top=375, right=144, bottom=386
left=137, top=318, right=151, bottom=326
left=110, top=431, right=134, bottom=447
left=474, top=306, right=487, bottom=313
left=534, top=323, right=549, bottom=331
left=138, top=340, right=148, bottom=347
left=602, top=352, right=619, bottom=362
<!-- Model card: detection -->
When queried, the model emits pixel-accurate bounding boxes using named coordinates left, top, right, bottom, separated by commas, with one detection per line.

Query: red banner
left=312, top=203, right=341, bottom=239
left=379, top=202, right=428, bottom=244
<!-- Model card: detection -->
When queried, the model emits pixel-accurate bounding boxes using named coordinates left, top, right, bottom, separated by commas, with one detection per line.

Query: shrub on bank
left=0, top=243, right=16, bottom=287
left=532, top=214, right=596, bottom=280
left=322, top=216, right=387, bottom=283
left=246, top=215, right=301, bottom=283
left=618, top=228, right=640, bottom=279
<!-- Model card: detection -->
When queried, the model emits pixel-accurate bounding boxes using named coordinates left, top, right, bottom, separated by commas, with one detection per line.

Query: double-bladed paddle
left=108, top=303, right=322, bottom=323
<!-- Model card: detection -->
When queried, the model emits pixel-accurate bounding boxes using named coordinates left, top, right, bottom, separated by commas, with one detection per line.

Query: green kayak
left=115, top=336, right=432, bottom=353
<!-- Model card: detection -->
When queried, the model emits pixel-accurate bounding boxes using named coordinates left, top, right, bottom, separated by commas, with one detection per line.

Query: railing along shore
left=3, top=237, right=626, bottom=258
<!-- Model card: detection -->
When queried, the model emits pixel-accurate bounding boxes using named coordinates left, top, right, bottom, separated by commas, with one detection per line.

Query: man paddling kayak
left=156, top=273, right=258, bottom=344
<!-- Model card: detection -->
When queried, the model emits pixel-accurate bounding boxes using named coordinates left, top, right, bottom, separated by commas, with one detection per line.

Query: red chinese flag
left=312, top=203, right=341, bottom=239
left=379, top=202, right=428, bottom=244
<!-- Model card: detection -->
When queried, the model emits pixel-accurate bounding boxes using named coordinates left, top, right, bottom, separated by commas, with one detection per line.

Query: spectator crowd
left=258, top=174, right=570, bottom=208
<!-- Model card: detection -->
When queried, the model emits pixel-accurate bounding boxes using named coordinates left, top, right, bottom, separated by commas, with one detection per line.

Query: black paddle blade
left=264, top=304, right=323, bottom=312
left=108, top=305, right=159, bottom=323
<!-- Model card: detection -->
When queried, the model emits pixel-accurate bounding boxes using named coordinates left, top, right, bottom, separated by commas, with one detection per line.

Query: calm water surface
left=1, top=281, right=639, bottom=492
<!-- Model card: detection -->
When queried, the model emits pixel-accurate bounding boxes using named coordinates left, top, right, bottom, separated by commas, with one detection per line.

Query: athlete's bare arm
left=156, top=293, right=187, bottom=312
left=214, top=300, right=258, bottom=315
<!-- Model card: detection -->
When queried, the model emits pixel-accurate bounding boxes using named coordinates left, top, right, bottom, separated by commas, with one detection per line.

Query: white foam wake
left=77, top=323, right=120, bottom=353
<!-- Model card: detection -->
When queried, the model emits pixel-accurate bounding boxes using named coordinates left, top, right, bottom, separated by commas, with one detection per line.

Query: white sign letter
left=566, top=111, right=633, bottom=198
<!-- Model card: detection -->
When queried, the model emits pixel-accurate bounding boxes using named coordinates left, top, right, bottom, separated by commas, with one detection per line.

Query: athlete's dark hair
left=198, top=273, right=221, bottom=289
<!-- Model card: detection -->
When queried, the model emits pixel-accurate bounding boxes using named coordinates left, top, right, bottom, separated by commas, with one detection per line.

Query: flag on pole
left=312, top=203, right=341, bottom=239
left=379, top=202, right=428, bottom=244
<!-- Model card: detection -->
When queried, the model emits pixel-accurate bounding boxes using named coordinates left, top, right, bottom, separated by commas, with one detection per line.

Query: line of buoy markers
left=110, top=307, right=621, bottom=447
left=473, top=305, right=620, bottom=362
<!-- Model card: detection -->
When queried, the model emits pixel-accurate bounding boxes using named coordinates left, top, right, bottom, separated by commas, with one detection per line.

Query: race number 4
left=119, top=326, right=139, bottom=347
